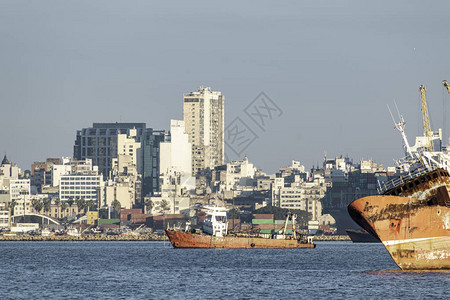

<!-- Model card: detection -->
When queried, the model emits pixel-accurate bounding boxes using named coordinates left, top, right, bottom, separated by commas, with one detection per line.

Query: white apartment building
left=360, top=159, right=385, bottom=174
left=0, top=198, right=9, bottom=229
left=46, top=157, right=72, bottom=187
left=58, top=159, right=104, bottom=203
left=148, top=194, right=190, bottom=216
left=113, top=128, right=142, bottom=173
left=104, top=179, right=136, bottom=209
left=14, top=194, right=47, bottom=216
left=148, top=179, right=190, bottom=216
left=0, top=155, right=20, bottom=181
left=9, top=179, right=31, bottom=202
left=160, top=120, right=195, bottom=191
left=59, top=175, right=103, bottom=202
left=104, top=129, right=143, bottom=210
left=224, top=157, right=256, bottom=191
left=183, top=86, right=224, bottom=175
left=271, top=175, right=327, bottom=224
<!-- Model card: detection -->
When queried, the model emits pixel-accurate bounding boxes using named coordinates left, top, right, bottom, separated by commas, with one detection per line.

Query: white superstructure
left=202, top=206, right=228, bottom=237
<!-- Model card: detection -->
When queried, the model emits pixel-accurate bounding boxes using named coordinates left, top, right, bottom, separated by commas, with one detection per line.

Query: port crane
left=442, top=80, right=450, bottom=143
left=443, top=80, right=450, bottom=95
left=419, top=85, right=434, bottom=152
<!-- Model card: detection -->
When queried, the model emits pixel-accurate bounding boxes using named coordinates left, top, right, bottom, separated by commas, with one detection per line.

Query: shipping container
left=274, top=220, right=293, bottom=225
left=120, top=209, right=142, bottom=216
left=252, top=224, right=275, bottom=230
left=164, top=214, right=187, bottom=220
left=252, top=219, right=274, bottom=225
left=252, top=214, right=274, bottom=219
left=98, top=219, right=120, bottom=225
left=98, top=224, right=120, bottom=229
left=254, top=224, right=293, bottom=230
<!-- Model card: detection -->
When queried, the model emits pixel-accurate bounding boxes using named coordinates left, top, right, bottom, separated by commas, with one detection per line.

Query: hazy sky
left=1, top=1, right=450, bottom=173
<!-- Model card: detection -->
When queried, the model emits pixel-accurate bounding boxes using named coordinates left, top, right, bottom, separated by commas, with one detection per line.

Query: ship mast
left=388, top=105, right=413, bottom=157
left=419, top=85, right=434, bottom=152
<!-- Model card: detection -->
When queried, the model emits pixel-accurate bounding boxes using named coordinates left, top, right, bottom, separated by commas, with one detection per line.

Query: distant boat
left=41, top=228, right=53, bottom=237
left=166, top=206, right=315, bottom=249
left=346, top=229, right=380, bottom=243
left=65, top=227, right=80, bottom=237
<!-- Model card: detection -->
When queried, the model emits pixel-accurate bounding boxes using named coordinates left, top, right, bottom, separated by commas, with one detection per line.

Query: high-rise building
left=140, top=128, right=166, bottom=197
left=73, top=123, right=165, bottom=198
left=74, top=123, right=147, bottom=177
left=183, top=86, right=224, bottom=176
left=160, top=120, right=195, bottom=191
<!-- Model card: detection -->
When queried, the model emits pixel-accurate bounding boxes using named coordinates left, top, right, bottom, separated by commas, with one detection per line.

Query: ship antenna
left=387, top=104, right=413, bottom=157
left=394, top=100, right=402, bottom=120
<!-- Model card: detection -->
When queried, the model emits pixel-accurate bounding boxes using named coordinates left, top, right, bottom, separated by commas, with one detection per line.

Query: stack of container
left=147, top=215, right=186, bottom=230
left=149, top=216, right=165, bottom=230
left=120, top=209, right=143, bottom=226
left=252, top=214, right=295, bottom=234
left=128, top=213, right=152, bottom=225
left=98, top=219, right=120, bottom=229
left=164, top=214, right=187, bottom=230
left=252, top=214, right=274, bottom=234
left=274, top=219, right=293, bottom=234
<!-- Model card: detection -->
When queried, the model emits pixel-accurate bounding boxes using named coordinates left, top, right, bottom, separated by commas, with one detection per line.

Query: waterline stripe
left=383, top=236, right=448, bottom=246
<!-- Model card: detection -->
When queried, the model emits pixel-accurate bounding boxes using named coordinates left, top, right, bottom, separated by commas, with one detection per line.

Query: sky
left=1, top=0, right=450, bottom=174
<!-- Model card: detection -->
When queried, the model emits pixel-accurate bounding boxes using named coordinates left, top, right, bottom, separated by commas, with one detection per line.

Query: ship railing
left=377, top=168, right=429, bottom=194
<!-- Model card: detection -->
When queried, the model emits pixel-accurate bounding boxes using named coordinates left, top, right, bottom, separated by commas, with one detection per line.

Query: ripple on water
left=0, top=241, right=447, bottom=299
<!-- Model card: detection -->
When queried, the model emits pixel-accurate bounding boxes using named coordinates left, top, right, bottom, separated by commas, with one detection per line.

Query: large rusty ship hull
left=348, top=195, right=450, bottom=270
left=165, top=230, right=315, bottom=249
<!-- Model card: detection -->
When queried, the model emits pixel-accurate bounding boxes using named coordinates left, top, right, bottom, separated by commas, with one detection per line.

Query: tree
left=31, top=199, right=44, bottom=214
left=86, top=200, right=96, bottom=212
left=144, top=199, right=153, bottom=214
left=61, top=202, right=68, bottom=216
left=54, top=198, right=61, bottom=217
left=76, top=198, right=86, bottom=212
left=111, top=200, right=121, bottom=214
left=43, top=198, right=51, bottom=214
left=227, top=207, right=240, bottom=219
left=9, top=199, right=17, bottom=216
left=159, top=199, right=170, bottom=215
left=67, top=197, right=74, bottom=209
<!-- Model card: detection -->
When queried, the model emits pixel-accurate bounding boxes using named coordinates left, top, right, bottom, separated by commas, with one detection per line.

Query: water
left=0, top=241, right=448, bottom=299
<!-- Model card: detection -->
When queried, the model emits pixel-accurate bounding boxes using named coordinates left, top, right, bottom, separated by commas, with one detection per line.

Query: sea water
left=0, top=241, right=447, bottom=299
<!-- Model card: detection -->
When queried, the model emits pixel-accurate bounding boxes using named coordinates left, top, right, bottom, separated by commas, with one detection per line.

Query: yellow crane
left=419, top=84, right=434, bottom=152
left=443, top=81, right=450, bottom=142
left=443, top=80, right=450, bottom=95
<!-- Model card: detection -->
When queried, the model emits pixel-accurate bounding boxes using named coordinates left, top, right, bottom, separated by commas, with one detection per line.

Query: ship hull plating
left=165, top=230, right=315, bottom=249
left=348, top=195, right=450, bottom=270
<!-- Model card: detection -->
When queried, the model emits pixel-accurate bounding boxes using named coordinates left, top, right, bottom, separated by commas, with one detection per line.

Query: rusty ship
left=166, top=206, right=315, bottom=249
left=348, top=100, right=450, bottom=270
left=346, top=229, right=380, bottom=243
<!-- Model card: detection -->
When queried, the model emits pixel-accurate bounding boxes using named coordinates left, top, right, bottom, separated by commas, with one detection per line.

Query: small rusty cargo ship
left=348, top=111, right=449, bottom=270
left=166, top=206, right=315, bottom=249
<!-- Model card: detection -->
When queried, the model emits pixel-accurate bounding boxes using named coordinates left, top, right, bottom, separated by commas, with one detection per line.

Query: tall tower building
left=160, top=120, right=195, bottom=191
left=73, top=123, right=165, bottom=198
left=183, top=86, right=224, bottom=175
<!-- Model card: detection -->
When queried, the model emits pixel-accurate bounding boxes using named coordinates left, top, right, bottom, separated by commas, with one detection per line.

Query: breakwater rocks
left=0, top=234, right=350, bottom=242
left=313, top=235, right=351, bottom=241
left=0, top=234, right=169, bottom=242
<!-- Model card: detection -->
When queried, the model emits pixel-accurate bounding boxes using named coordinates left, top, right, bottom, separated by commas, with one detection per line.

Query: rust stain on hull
left=165, top=230, right=315, bottom=249
left=348, top=168, right=450, bottom=270
left=349, top=195, right=450, bottom=270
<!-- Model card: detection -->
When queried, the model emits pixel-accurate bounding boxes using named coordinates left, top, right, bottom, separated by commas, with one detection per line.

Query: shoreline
left=0, top=234, right=351, bottom=242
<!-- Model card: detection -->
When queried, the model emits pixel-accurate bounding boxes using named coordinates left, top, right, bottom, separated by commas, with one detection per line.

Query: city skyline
left=1, top=1, right=450, bottom=173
